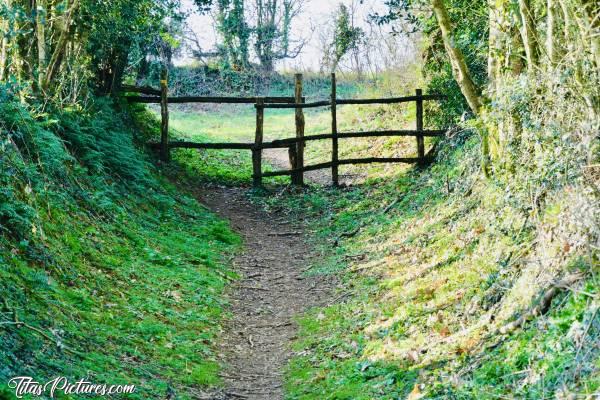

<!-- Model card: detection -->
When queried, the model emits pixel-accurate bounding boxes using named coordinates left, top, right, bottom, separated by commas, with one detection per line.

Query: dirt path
left=196, top=186, right=334, bottom=400
left=263, top=149, right=332, bottom=186
left=263, top=148, right=363, bottom=186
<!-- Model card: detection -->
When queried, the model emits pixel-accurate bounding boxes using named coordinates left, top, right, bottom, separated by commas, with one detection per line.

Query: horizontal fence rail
left=127, top=95, right=301, bottom=104
left=261, top=158, right=425, bottom=178
left=149, top=130, right=446, bottom=150
left=132, top=71, right=448, bottom=186
left=267, top=130, right=447, bottom=147
left=148, top=142, right=255, bottom=150
left=260, top=94, right=446, bottom=109
left=337, top=95, right=446, bottom=105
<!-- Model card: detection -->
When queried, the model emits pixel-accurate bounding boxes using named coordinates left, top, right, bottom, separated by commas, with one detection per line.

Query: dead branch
left=499, top=273, right=585, bottom=334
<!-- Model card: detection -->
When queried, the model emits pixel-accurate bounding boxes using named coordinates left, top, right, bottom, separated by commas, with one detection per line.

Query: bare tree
left=251, top=0, right=306, bottom=72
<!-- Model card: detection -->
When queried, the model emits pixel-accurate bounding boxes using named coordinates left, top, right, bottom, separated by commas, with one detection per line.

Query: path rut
left=197, top=186, right=333, bottom=400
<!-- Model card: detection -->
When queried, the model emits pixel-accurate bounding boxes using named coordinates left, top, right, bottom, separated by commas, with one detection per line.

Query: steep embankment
left=260, top=133, right=598, bottom=399
left=0, top=98, right=240, bottom=399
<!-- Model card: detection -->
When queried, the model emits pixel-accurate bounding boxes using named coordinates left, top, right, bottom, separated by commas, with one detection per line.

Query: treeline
left=0, top=0, right=182, bottom=99
left=198, top=0, right=304, bottom=72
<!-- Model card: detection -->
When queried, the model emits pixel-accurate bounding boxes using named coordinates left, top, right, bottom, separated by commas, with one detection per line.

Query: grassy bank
left=0, top=97, right=240, bottom=399
left=270, top=133, right=598, bottom=399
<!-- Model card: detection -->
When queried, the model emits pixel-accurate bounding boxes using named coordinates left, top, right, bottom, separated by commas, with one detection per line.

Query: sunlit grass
left=167, top=98, right=428, bottom=185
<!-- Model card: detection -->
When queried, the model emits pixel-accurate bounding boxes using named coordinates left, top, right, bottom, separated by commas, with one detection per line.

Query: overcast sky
left=178, top=0, right=390, bottom=71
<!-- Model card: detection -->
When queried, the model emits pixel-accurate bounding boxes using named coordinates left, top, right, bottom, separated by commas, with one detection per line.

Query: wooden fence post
left=331, top=73, right=339, bottom=186
left=253, top=97, right=265, bottom=187
left=160, top=68, right=170, bottom=162
left=288, top=145, right=297, bottom=182
left=293, top=73, right=305, bottom=185
left=416, top=88, right=425, bottom=163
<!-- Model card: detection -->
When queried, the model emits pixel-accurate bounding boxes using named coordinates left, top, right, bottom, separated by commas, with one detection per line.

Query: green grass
left=0, top=99, right=241, bottom=399
left=2, top=196, right=240, bottom=399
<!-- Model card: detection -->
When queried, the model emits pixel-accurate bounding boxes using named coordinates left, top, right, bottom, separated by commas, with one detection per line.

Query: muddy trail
left=196, top=186, right=335, bottom=400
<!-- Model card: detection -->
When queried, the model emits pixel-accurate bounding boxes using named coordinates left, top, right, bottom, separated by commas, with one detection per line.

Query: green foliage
left=82, top=0, right=184, bottom=93
left=0, top=90, right=240, bottom=398
left=375, top=0, right=488, bottom=125
left=424, top=0, right=488, bottom=124
left=0, top=0, right=182, bottom=99
left=215, top=0, right=250, bottom=69
left=332, top=4, right=364, bottom=70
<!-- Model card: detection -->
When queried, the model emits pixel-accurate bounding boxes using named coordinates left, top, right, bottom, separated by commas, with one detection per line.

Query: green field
left=165, top=91, right=435, bottom=186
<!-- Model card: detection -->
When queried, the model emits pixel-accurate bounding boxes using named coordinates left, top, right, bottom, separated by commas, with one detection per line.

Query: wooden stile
left=253, top=98, right=265, bottom=187
left=331, top=73, right=339, bottom=186
left=416, top=88, right=425, bottom=163
left=160, top=69, right=170, bottom=162
left=293, top=74, right=305, bottom=185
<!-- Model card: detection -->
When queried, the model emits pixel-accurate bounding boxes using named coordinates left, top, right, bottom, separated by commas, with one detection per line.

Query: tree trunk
left=109, top=45, right=130, bottom=96
left=0, top=0, right=10, bottom=81
left=579, top=0, right=600, bottom=69
left=546, top=0, right=556, bottom=65
left=36, top=0, right=47, bottom=90
left=431, top=0, right=483, bottom=115
left=487, top=0, right=503, bottom=94
left=0, top=33, right=7, bottom=82
left=518, top=0, right=539, bottom=71
left=43, top=0, right=79, bottom=89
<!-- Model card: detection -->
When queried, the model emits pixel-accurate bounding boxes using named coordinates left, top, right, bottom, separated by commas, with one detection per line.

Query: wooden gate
left=126, top=73, right=447, bottom=187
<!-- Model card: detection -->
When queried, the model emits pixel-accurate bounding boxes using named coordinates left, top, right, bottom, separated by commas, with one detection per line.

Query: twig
left=214, top=269, right=235, bottom=281
left=499, top=273, right=584, bottom=334
left=251, top=322, right=292, bottom=329
left=576, top=305, right=599, bottom=355
left=239, top=285, right=269, bottom=291
left=382, top=199, right=399, bottom=214
left=340, top=227, right=361, bottom=238
left=225, top=391, right=249, bottom=399
left=328, top=292, right=351, bottom=306
left=0, top=320, right=81, bottom=356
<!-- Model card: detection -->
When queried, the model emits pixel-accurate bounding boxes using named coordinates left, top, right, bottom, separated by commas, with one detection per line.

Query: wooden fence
left=125, top=73, right=446, bottom=186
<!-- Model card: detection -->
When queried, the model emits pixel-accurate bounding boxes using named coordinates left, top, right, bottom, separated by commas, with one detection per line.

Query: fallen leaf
left=407, top=349, right=420, bottom=363
left=407, top=383, right=424, bottom=400
left=438, top=325, right=451, bottom=337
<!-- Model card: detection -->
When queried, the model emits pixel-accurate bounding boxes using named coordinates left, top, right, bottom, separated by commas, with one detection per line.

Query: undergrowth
left=0, top=88, right=240, bottom=399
